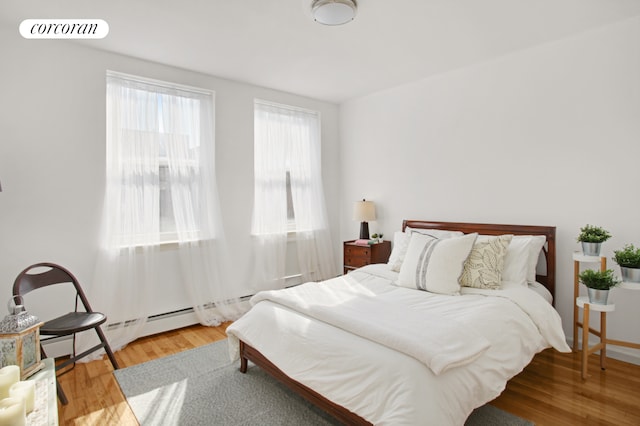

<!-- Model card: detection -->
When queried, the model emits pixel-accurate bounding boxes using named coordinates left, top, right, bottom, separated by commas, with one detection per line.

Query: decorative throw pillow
left=460, top=235, right=513, bottom=289
left=396, top=232, right=478, bottom=295
left=387, top=231, right=411, bottom=272
left=502, top=235, right=547, bottom=286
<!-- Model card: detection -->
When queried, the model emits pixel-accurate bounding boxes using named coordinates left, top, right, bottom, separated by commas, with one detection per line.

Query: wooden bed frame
left=239, top=220, right=556, bottom=425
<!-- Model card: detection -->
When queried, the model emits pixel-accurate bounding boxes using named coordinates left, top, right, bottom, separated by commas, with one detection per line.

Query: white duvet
left=227, top=264, right=570, bottom=425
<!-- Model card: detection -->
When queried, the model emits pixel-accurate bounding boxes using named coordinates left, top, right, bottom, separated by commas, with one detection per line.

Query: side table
left=26, top=358, right=58, bottom=426
left=343, top=240, right=392, bottom=274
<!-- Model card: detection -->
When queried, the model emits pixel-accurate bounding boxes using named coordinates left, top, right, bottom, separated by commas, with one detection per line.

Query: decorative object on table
left=0, top=397, right=26, bottom=425
left=354, top=239, right=372, bottom=246
left=0, top=297, right=43, bottom=380
left=577, top=224, right=611, bottom=256
left=0, top=365, right=20, bottom=399
left=353, top=199, right=376, bottom=240
left=578, top=269, right=620, bottom=305
left=311, top=0, right=357, bottom=26
left=613, top=244, right=640, bottom=283
left=371, top=233, right=384, bottom=243
left=9, top=380, right=35, bottom=414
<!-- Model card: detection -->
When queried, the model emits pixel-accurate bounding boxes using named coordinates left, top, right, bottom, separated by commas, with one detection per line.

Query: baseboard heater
left=41, top=273, right=305, bottom=358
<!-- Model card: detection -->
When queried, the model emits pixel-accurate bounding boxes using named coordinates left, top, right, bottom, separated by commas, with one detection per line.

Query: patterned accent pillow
left=460, top=235, right=513, bottom=289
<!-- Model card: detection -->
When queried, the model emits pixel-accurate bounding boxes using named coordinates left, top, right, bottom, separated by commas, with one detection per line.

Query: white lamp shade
left=312, top=0, right=357, bottom=26
left=353, top=200, right=376, bottom=222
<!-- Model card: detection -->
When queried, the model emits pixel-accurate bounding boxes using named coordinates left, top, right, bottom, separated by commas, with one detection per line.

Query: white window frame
left=106, top=71, right=213, bottom=247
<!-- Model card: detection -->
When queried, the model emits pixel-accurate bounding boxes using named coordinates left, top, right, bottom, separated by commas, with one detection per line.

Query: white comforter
left=227, top=264, right=570, bottom=425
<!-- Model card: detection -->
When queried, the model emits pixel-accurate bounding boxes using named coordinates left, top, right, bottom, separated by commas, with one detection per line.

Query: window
left=250, top=99, right=336, bottom=288
left=106, top=71, right=214, bottom=246
left=252, top=100, right=321, bottom=235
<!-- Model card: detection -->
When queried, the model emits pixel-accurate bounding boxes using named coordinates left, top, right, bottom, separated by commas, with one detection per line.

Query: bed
left=226, top=220, right=571, bottom=425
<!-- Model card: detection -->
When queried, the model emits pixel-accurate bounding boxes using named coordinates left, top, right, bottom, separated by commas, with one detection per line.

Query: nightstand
left=343, top=240, right=391, bottom=274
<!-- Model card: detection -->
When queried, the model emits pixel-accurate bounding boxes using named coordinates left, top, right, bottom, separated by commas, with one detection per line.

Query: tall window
left=252, top=100, right=321, bottom=235
left=250, top=99, right=336, bottom=289
left=91, top=73, right=237, bottom=354
left=106, top=71, right=214, bottom=246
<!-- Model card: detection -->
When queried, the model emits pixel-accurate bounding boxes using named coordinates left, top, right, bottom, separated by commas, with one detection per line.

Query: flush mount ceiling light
left=311, top=0, right=357, bottom=26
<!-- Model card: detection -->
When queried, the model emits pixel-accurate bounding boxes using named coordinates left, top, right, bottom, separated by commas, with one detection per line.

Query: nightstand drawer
left=344, top=246, right=370, bottom=257
left=344, top=255, right=370, bottom=268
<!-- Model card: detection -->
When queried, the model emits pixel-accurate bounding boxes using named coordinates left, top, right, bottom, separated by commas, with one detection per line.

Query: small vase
left=587, top=288, right=610, bottom=305
left=620, top=266, right=640, bottom=283
left=581, top=242, right=602, bottom=256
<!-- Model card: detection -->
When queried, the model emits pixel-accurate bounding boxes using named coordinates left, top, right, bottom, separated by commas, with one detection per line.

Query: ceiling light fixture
left=311, top=0, right=357, bottom=26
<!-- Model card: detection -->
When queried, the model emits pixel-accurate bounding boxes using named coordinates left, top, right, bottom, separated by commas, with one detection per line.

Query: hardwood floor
left=56, top=324, right=640, bottom=425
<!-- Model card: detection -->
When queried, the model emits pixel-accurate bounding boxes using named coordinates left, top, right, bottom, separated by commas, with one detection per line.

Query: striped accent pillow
left=396, top=232, right=478, bottom=295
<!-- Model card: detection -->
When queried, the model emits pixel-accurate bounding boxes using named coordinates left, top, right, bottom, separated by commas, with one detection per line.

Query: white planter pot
left=620, top=266, right=640, bottom=283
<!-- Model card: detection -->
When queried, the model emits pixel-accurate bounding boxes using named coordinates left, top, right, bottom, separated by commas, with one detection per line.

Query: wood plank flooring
left=56, top=323, right=640, bottom=425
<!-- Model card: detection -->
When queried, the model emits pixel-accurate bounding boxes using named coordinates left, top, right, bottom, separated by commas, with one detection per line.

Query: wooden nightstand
left=343, top=240, right=391, bottom=274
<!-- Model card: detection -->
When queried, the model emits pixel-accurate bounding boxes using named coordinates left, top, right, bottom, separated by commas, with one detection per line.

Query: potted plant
left=613, top=244, right=640, bottom=283
left=371, top=233, right=384, bottom=243
left=577, top=224, right=611, bottom=256
left=578, top=269, right=620, bottom=305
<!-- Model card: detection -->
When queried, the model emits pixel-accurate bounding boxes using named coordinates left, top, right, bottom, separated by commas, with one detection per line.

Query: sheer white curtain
left=250, top=100, right=336, bottom=292
left=161, top=92, right=243, bottom=325
left=81, top=72, right=240, bottom=358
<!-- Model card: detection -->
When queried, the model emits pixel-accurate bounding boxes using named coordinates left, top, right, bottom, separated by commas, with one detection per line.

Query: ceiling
left=2, top=0, right=640, bottom=103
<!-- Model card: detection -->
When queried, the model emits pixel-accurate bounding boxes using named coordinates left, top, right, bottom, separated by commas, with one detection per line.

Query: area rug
left=114, top=339, right=533, bottom=426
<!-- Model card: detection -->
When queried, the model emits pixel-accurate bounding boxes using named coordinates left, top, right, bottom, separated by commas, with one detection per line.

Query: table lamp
left=353, top=199, right=376, bottom=239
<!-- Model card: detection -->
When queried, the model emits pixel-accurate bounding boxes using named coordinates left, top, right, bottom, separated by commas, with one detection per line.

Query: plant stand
left=573, top=252, right=640, bottom=379
left=575, top=296, right=614, bottom=379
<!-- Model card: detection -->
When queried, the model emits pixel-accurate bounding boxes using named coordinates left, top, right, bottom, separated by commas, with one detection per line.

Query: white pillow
left=460, top=235, right=513, bottom=289
left=387, top=231, right=411, bottom=272
left=396, top=233, right=478, bottom=295
left=388, top=228, right=466, bottom=272
left=501, top=235, right=546, bottom=286
left=526, top=235, right=546, bottom=282
left=405, top=227, right=464, bottom=239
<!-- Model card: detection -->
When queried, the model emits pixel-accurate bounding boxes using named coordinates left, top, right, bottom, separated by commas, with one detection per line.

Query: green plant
left=371, top=233, right=383, bottom=239
left=578, top=269, right=620, bottom=290
left=577, top=224, right=611, bottom=243
left=613, top=244, right=640, bottom=268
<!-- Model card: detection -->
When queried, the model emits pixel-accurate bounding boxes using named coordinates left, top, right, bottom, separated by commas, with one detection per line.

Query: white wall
left=0, top=23, right=340, bottom=325
left=339, top=17, right=640, bottom=363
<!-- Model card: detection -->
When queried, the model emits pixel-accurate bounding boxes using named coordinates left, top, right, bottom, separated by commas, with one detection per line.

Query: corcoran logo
left=19, top=19, right=109, bottom=39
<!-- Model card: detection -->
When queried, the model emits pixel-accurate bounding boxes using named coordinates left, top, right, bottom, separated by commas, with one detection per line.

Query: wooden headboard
left=402, top=220, right=556, bottom=300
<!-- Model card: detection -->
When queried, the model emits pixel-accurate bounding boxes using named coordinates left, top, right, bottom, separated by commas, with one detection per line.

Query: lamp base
left=359, top=222, right=370, bottom=240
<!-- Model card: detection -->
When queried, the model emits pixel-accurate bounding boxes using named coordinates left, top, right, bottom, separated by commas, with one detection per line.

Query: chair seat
left=41, top=312, right=107, bottom=336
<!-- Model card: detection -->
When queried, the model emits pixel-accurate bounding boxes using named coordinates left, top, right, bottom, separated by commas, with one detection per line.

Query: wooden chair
left=13, top=262, right=119, bottom=405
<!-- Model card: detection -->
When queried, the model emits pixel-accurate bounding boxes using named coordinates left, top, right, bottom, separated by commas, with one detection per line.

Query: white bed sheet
left=227, top=264, right=570, bottom=426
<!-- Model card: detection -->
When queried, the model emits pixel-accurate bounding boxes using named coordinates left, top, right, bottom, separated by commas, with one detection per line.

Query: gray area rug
left=114, top=339, right=533, bottom=426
